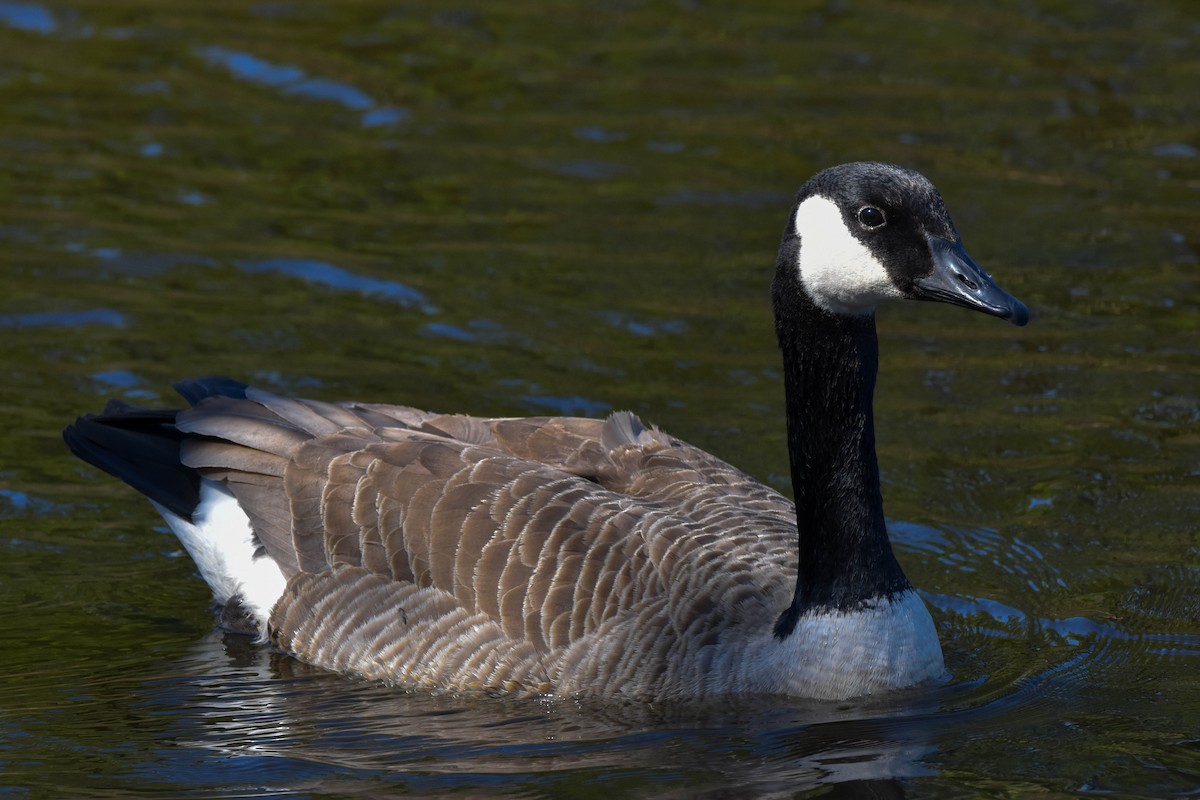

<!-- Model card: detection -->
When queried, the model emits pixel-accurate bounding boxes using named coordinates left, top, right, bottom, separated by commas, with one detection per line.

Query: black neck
left=771, top=266, right=910, bottom=637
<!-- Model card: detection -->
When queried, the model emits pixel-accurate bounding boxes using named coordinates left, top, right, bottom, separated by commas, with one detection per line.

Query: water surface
left=2, top=1, right=1198, bottom=796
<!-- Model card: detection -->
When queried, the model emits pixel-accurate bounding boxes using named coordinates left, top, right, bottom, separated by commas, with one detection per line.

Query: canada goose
left=64, top=162, right=1028, bottom=701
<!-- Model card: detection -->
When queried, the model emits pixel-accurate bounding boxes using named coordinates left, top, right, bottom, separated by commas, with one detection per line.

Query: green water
left=2, top=1, right=1197, bottom=796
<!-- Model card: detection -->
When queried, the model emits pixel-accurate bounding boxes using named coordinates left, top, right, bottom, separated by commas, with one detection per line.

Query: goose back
left=167, top=381, right=799, bottom=698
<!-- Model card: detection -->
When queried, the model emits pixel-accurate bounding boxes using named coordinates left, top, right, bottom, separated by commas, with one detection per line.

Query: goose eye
left=857, top=206, right=886, bottom=228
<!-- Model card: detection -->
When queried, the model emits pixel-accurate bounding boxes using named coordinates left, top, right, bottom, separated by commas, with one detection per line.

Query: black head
left=773, top=162, right=1028, bottom=325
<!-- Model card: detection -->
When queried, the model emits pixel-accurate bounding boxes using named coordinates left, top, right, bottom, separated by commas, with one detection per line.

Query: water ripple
left=89, top=370, right=158, bottom=399
left=197, top=45, right=409, bottom=127
left=519, top=393, right=610, bottom=417
left=533, top=159, right=627, bottom=180
left=0, top=489, right=60, bottom=517
left=0, top=308, right=127, bottom=328
left=0, top=0, right=56, bottom=34
left=235, top=258, right=436, bottom=313
left=574, top=126, right=628, bottom=143
left=598, top=310, right=687, bottom=337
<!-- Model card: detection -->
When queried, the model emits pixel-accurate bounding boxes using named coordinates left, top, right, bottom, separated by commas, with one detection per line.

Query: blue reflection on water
left=198, top=45, right=408, bottom=126
left=599, top=310, right=687, bottom=337
left=90, top=369, right=142, bottom=388
left=419, top=319, right=512, bottom=344
left=421, top=322, right=477, bottom=341
left=1151, top=142, right=1198, bottom=158
left=928, top=592, right=1027, bottom=625
left=646, top=141, right=685, bottom=154
left=89, top=370, right=159, bottom=399
left=250, top=371, right=323, bottom=392
left=362, top=106, right=412, bottom=127
left=536, top=160, right=627, bottom=180
left=0, top=308, right=127, bottom=328
left=574, top=126, right=627, bottom=143
left=283, top=77, right=372, bottom=110
left=520, top=393, right=609, bottom=416
left=86, top=248, right=216, bottom=276
left=0, top=0, right=56, bottom=34
left=236, top=258, right=437, bottom=313
left=198, top=46, right=303, bottom=86
left=0, top=489, right=59, bottom=517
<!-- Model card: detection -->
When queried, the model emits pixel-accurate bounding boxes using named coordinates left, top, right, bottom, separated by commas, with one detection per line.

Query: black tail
left=62, top=376, right=250, bottom=520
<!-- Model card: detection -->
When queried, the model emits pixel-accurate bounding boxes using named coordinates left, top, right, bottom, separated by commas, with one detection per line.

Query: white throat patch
left=793, top=195, right=902, bottom=315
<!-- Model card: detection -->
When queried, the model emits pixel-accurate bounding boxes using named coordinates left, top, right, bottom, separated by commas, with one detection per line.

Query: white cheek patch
left=793, top=195, right=903, bottom=315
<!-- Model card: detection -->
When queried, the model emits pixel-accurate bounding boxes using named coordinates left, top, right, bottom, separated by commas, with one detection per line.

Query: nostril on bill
left=956, top=271, right=978, bottom=291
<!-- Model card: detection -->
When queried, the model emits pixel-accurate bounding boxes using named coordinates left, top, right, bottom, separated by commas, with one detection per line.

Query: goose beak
left=914, top=237, right=1029, bottom=326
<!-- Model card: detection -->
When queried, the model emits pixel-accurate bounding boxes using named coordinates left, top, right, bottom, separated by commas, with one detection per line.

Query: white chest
left=737, top=590, right=946, bottom=700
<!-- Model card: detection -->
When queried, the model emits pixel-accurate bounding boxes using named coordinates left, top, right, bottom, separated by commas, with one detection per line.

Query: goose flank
left=64, top=162, right=1029, bottom=701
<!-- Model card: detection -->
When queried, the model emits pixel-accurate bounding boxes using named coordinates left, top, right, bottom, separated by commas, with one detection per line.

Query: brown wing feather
left=174, top=390, right=798, bottom=696
left=270, top=564, right=550, bottom=692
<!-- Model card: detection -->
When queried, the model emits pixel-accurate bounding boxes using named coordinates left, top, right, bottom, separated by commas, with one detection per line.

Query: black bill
left=914, top=236, right=1029, bottom=326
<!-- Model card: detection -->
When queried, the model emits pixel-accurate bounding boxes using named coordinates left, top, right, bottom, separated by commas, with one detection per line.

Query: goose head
left=774, top=161, right=1029, bottom=326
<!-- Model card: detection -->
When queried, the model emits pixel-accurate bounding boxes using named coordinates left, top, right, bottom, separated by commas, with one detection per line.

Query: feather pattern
left=174, top=389, right=799, bottom=698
